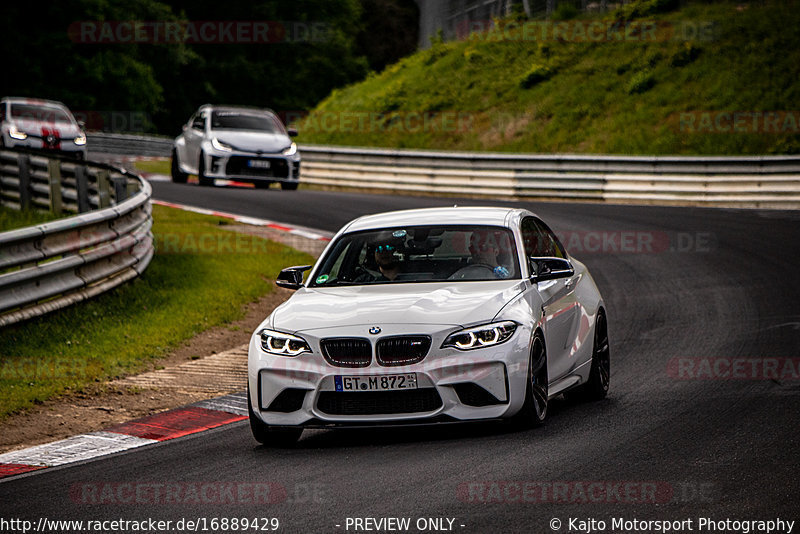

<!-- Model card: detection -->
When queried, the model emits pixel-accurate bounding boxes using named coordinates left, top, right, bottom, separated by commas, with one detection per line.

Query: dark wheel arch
left=511, top=329, right=548, bottom=428
left=247, top=386, right=303, bottom=447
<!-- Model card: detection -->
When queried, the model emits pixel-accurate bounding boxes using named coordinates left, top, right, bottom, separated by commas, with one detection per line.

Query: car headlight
left=442, top=321, right=517, bottom=350
left=259, top=329, right=311, bottom=356
left=9, top=125, right=27, bottom=140
left=211, top=137, right=233, bottom=152
left=282, top=142, right=297, bottom=156
left=74, top=133, right=87, bottom=146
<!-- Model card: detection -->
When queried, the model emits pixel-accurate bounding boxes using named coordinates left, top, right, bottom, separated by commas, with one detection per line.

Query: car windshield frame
left=10, top=104, right=73, bottom=124
left=309, top=224, right=522, bottom=288
left=209, top=110, right=284, bottom=133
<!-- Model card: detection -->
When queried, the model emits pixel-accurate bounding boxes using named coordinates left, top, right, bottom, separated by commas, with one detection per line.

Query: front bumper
left=247, top=323, right=532, bottom=427
left=203, top=150, right=300, bottom=183
left=4, top=135, right=86, bottom=158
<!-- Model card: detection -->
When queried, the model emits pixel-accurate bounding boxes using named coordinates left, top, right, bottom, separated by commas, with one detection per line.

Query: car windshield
left=310, top=225, right=521, bottom=287
left=10, top=104, right=73, bottom=123
left=210, top=111, right=281, bottom=133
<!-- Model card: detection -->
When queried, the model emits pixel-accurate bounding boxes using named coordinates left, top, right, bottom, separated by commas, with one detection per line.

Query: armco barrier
left=0, top=148, right=154, bottom=327
left=85, top=133, right=800, bottom=208
left=87, top=132, right=173, bottom=158
left=298, top=146, right=800, bottom=209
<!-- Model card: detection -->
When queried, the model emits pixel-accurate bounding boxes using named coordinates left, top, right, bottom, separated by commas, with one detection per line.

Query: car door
left=521, top=217, right=581, bottom=384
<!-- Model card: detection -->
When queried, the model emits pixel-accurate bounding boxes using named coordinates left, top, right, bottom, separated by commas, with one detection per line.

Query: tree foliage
left=0, top=0, right=411, bottom=134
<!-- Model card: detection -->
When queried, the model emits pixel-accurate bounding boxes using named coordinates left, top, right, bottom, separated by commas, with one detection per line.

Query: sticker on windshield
left=316, top=274, right=330, bottom=284
left=392, top=230, right=407, bottom=238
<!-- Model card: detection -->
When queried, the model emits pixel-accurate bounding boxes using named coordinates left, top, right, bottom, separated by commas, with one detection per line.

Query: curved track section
left=1, top=182, right=798, bottom=531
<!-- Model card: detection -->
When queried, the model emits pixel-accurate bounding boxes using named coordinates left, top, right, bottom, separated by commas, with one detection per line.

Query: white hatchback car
left=0, top=97, right=87, bottom=159
left=172, top=104, right=300, bottom=190
left=248, top=207, right=609, bottom=445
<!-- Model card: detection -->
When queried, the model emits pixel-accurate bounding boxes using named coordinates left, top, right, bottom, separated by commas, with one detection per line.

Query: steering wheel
left=448, top=264, right=496, bottom=280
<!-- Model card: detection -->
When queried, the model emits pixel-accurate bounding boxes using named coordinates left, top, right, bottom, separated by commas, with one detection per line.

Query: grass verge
left=0, top=206, right=62, bottom=232
left=0, top=204, right=313, bottom=419
left=296, top=0, right=800, bottom=155
left=134, top=159, right=170, bottom=175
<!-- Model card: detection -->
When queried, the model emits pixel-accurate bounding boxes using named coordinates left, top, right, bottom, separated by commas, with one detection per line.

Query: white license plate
left=334, top=374, right=417, bottom=392
left=248, top=160, right=271, bottom=168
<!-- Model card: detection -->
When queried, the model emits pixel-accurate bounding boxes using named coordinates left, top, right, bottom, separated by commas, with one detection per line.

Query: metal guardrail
left=298, top=145, right=800, bottom=209
left=87, top=132, right=173, bottom=157
left=84, top=133, right=800, bottom=209
left=0, top=148, right=154, bottom=327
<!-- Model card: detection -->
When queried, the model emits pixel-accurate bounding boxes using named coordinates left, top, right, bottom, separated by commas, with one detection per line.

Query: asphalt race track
left=2, top=182, right=799, bottom=533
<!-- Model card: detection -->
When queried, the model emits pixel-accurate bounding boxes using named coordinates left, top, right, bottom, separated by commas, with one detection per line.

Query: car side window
left=521, top=217, right=567, bottom=259
left=192, top=113, right=205, bottom=130
left=536, top=219, right=567, bottom=259
left=0, top=104, right=5, bottom=122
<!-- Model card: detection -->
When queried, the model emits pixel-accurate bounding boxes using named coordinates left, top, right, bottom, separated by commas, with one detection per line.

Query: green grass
left=0, top=205, right=313, bottom=418
left=296, top=0, right=800, bottom=155
left=0, top=206, right=62, bottom=232
left=134, top=159, right=170, bottom=175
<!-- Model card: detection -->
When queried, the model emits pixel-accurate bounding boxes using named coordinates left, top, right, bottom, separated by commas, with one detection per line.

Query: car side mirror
left=529, top=257, right=574, bottom=283
left=77, top=120, right=86, bottom=130
left=276, top=265, right=312, bottom=290
left=287, top=127, right=298, bottom=137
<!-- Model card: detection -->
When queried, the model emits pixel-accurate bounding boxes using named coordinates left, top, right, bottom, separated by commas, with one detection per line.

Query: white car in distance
left=172, top=104, right=300, bottom=190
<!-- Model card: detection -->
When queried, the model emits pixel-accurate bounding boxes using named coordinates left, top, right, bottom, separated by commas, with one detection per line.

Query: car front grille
left=320, top=338, right=372, bottom=368
left=316, top=389, right=442, bottom=415
left=376, top=336, right=431, bottom=366
left=225, top=156, right=289, bottom=178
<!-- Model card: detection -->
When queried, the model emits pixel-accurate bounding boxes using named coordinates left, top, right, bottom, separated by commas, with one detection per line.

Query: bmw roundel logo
left=369, top=326, right=381, bottom=335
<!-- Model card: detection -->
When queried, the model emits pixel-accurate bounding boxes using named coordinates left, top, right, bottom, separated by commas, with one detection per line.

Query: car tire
left=197, top=153, right=214, bottom=187
left=254, top=181, right=271, bottom=190
left=571, top=309, right=610, bottom=401
left=512, top=332, right=548, bottom=428
left=247, top=386, right=303, bottom=447
left=170, top=151, right=188, bottom=184
left=280, top=181, right=299, bottom=191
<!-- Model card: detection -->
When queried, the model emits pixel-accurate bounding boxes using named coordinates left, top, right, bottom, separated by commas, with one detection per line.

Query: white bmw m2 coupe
left=247, top=207, right=609, bottom=445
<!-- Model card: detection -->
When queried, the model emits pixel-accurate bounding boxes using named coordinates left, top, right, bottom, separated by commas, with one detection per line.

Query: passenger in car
left=467, top=230, right=513, bottom=279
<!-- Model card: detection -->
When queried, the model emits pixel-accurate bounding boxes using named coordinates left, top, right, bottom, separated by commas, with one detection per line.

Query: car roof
left=198, top=104, right=277, bottom=116
left=343, top=207, right=531, bottom=233
left=2, top=97, right=69, bottom=108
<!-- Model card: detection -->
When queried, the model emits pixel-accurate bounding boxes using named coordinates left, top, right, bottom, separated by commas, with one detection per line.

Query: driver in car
left=354, top=234, right=407, bottom=282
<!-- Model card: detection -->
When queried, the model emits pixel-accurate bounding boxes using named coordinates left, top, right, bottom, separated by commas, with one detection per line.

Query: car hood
left=11, top=119, right=81, bottom=137
left=212, top=130, right=290, bottom=154
left=270, top=280, right=526, bottom=333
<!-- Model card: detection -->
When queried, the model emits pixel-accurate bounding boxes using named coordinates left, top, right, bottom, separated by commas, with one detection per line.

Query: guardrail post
left=111, top=176, right=128, bottom=203
left=18, top=154, right=32, bottom=210
left=75, top=165, right=90, bottom=213
left=96, top=169, right=111, bottom=208
left=47, top=159, right=63, bottom=215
